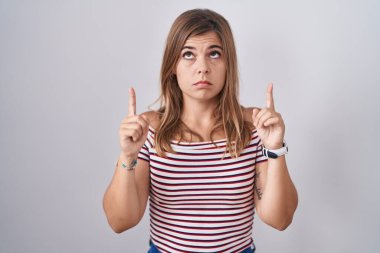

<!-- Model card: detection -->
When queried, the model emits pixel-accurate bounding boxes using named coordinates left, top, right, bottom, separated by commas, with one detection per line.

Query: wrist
left=264, top=143, right=283, bottom=150
left=262, top=141, right=288, bottom=159
left=119, top=152, right=137, bottom=162
left=118, top=153, right=138, bottom=171
left=262, top=137, right=285, bottom=150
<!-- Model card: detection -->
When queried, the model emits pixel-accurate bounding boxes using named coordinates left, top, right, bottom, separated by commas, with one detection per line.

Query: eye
left=182, top=51, right=194, bottom=60
left=209, top=50, right=221, bottom=59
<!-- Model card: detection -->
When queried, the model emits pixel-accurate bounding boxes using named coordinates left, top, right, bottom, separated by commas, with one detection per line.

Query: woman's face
left=175, top=31, right=226, bottom=103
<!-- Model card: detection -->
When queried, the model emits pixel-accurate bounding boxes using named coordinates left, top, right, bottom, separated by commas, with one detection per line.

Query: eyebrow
left=182, top=45, right=223, bottom=50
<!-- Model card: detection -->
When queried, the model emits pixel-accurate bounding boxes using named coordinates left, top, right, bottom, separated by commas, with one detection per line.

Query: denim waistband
left=148, top=241, right=255, bottom=253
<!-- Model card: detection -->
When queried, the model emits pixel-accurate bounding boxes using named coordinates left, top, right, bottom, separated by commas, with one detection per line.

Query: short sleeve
left=137, top=142, right=150, bottom=162
left=137, top=131, right=153, bottom=162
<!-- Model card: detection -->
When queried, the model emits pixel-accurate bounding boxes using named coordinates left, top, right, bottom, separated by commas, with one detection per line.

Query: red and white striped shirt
left=138, top=126, right=267, bottom=253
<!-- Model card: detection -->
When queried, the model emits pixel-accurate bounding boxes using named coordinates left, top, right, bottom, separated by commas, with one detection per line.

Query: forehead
left=184, top=31, right=222, bottom=47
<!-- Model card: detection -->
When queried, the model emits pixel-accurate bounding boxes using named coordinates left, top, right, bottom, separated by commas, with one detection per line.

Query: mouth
left=194, top=80, right=212, bottom=86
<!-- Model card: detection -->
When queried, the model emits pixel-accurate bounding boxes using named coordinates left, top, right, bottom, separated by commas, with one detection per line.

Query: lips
left=194, top=80, right=212, bottom=86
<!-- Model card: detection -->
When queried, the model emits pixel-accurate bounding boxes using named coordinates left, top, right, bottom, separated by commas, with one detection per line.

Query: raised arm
left=251, top=83, right=298, bottom=230
left=103, top=88, right=151, bottom=233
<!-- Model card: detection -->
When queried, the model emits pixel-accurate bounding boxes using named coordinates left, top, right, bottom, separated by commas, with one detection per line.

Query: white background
left=1, top=0, right=379, bottom=252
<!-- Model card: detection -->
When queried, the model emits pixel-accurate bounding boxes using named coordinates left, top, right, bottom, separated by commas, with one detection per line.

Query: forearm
left=258, top=157, right=298, bottom=229
left=103, top=154, right=142, bottom=232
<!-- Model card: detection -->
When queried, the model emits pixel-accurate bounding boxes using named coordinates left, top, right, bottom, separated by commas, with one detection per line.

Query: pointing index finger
left=128, top=87, right=136, bottom=116
left=266, top=83, right=275, bottom=110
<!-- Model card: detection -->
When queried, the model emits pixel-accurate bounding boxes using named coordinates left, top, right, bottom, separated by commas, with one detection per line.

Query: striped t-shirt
left=138, top=126, right=267, bottom=253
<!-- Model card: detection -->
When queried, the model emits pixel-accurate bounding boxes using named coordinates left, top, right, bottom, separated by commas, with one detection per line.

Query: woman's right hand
left=119, top=88, right=149, bottom=158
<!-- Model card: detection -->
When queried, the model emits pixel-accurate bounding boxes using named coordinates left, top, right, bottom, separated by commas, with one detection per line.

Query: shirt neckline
left=148, top=126, right=256, bottom=145
left=148, top=126, right=228, bottom=145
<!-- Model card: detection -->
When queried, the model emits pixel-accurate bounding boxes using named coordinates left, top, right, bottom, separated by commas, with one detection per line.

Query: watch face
left=267, top=151, right=278, bottom=159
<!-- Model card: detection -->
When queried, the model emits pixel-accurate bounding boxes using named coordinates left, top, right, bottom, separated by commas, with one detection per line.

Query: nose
left=196, top=57, right=210, bottom=74
left=198, top=69, right=209, bottom=74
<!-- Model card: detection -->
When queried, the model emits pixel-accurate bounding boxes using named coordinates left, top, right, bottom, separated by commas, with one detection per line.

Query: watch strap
left=262, top=141, right=288, bottom=159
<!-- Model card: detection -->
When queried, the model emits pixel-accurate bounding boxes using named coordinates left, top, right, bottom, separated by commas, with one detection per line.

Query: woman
left=103, top=8, right=298, bottom=253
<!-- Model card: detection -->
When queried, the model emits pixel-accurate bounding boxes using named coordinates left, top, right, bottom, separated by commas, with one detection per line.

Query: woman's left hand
left=252, top=83, right=285, bottom=149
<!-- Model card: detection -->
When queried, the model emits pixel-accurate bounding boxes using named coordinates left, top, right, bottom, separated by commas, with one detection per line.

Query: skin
left=176, top=32, right=226, bottom=104
left=175, top=32, right=227, bottom=136
left=103, top=31, right=298, bottom=233
left=251, top=83, right=298, bottom=230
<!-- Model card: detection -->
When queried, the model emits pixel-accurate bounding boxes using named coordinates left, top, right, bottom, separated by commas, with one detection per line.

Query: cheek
left=175, top=65, right=188, bottom=89
left=176, top=64, right=192, bottom=81
left=176, top=62, right=185, bottom=77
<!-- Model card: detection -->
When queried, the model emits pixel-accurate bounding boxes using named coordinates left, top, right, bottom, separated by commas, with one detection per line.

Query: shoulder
left=241, top=106, right=262, bottom=122
left=241, top=106, right=261, bottom=130
left=141, top=110, right=161, bottom=130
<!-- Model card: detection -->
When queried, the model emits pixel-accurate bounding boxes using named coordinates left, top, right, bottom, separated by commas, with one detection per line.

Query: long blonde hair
left=154, top=9, right=252, bottom=158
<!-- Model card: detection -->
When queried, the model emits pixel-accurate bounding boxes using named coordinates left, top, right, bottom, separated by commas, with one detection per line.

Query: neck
left=181, top=98, right=218, bottom=130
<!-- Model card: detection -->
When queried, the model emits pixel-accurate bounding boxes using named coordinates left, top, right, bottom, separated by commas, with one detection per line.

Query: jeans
left=147, top=241, right=256, bottom=253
